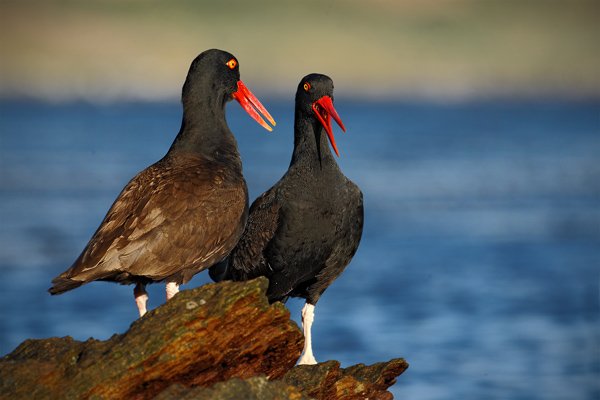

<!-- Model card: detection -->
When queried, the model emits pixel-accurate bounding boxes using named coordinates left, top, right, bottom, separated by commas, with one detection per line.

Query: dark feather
left=50, top=153, right=248, bottom=290
left=212, top=74, right=364, bottom=306
left=49, top=49, right=260, bottom=297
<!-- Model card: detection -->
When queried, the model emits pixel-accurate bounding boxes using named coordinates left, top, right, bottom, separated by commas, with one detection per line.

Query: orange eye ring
left=226, top=58, right=237, bottom=70
left=303, top=82, right=311, bottom=91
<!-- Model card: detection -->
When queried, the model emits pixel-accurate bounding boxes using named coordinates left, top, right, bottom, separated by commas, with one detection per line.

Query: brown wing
left=57, top=155, right=248, bottom=285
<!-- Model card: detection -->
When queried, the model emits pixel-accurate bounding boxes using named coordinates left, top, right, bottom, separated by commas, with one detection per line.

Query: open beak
left=232, top=80, right=276, bottom=132
left=312, top=96, right=346, bottom=157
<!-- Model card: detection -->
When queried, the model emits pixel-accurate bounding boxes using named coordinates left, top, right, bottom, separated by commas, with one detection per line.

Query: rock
left=0, top=278, right=408, bottom=399
left=284, top=358, right=409, bottom=400
left=0, top=278, right=303, bottom=399
left=151, top=357, right=408, bottom=400
left=155, top=377, right=309, bottom=400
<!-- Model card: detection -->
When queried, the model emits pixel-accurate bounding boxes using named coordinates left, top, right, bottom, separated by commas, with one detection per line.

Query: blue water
left=0, top=99, right=598, bottom=399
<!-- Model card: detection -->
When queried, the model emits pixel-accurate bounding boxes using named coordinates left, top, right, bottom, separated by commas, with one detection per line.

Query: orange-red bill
left=312, top=95, right=346, bottom=157
left=232, top=80, right=276, bottom=132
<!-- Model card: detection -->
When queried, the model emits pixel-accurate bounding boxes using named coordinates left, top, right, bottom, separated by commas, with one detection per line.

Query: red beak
left=232, top=80, right=276, bottom=132
left=312, top=96, right=346, bottom=157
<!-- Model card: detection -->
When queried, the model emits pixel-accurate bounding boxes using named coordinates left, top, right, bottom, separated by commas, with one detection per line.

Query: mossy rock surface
left=0, top=278, right=407, bottom=399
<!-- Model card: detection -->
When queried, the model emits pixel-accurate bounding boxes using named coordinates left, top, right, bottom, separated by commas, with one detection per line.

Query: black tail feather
left=208, top=259, right=229, bottom=282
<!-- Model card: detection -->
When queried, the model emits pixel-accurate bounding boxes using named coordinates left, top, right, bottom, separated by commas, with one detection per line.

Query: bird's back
left=51, top=153, right=248, bottom=293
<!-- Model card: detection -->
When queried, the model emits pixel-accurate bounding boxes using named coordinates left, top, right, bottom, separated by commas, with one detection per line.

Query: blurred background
left=1, top=1, right=599, bottom=399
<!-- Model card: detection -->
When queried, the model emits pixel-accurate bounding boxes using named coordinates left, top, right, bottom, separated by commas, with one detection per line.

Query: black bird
left=49, top=49, right=275, bottom=317
left=210, top=74, right=363, bottom=364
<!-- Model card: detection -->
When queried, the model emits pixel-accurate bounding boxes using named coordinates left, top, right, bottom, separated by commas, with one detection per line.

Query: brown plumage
left=51, top=154, right=247, bottom=289
left=49, top=49, right=275, bottom=316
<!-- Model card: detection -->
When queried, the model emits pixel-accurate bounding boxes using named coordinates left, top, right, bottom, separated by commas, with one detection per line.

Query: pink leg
left=298, top=302, right=317, bottom=365
left=134, top=283, right=148, bottom=317
left=166, top=282, right=179, bottom=300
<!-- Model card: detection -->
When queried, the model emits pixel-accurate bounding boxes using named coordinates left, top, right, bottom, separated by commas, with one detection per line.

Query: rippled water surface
left=1, top=99, right=598, bottom=399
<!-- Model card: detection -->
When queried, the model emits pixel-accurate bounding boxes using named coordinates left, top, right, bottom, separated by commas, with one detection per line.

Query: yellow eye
left=226, top=58, right=237, bottom=70
left=303, top=82, right=311, bottom=91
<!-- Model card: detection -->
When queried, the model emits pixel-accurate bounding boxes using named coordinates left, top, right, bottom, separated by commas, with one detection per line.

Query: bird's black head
left=296, top=73, right=346, bottom=156
left=182, top=49, right=275, bottom=131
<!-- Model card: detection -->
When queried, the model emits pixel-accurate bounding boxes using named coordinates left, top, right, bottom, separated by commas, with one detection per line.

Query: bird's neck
left=290, top=112, right=339, bottom=172
left=167, top=95, right=242, bottom=169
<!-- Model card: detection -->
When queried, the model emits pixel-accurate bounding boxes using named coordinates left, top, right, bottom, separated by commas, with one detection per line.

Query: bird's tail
left=48, top=277, right=84, bottom=295
left=208, top=259, right=230, bottom=282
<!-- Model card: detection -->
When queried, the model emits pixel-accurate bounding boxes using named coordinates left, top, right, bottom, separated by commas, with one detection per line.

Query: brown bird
left=49, top=49, right=275, bottom=317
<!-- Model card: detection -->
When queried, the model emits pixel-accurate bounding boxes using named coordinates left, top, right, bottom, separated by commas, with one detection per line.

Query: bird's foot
left=297, top=353, right=317, bottom=365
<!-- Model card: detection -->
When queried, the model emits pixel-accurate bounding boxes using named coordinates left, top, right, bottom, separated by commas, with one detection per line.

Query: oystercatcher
left=49, top=49, right=275, bottom=317
left=210, top=73, right=363, bottom=364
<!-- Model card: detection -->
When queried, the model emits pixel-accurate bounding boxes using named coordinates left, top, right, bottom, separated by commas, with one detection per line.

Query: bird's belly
left=272, top=212, right=346, bottom=278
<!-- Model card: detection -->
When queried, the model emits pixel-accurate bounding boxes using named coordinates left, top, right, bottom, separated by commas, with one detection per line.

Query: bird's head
left=182, top=49, right=275, bottom=131
left=296, top=73, right=346, bottom=156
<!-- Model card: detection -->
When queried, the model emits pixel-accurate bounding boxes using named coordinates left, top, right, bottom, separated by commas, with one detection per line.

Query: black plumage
left=210, top=74, right=363, bottom=364
left=49, top=49, right=275, bottom=316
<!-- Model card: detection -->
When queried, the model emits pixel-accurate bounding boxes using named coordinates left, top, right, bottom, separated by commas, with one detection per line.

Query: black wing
left=219, top=185, right=282, bottom=281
